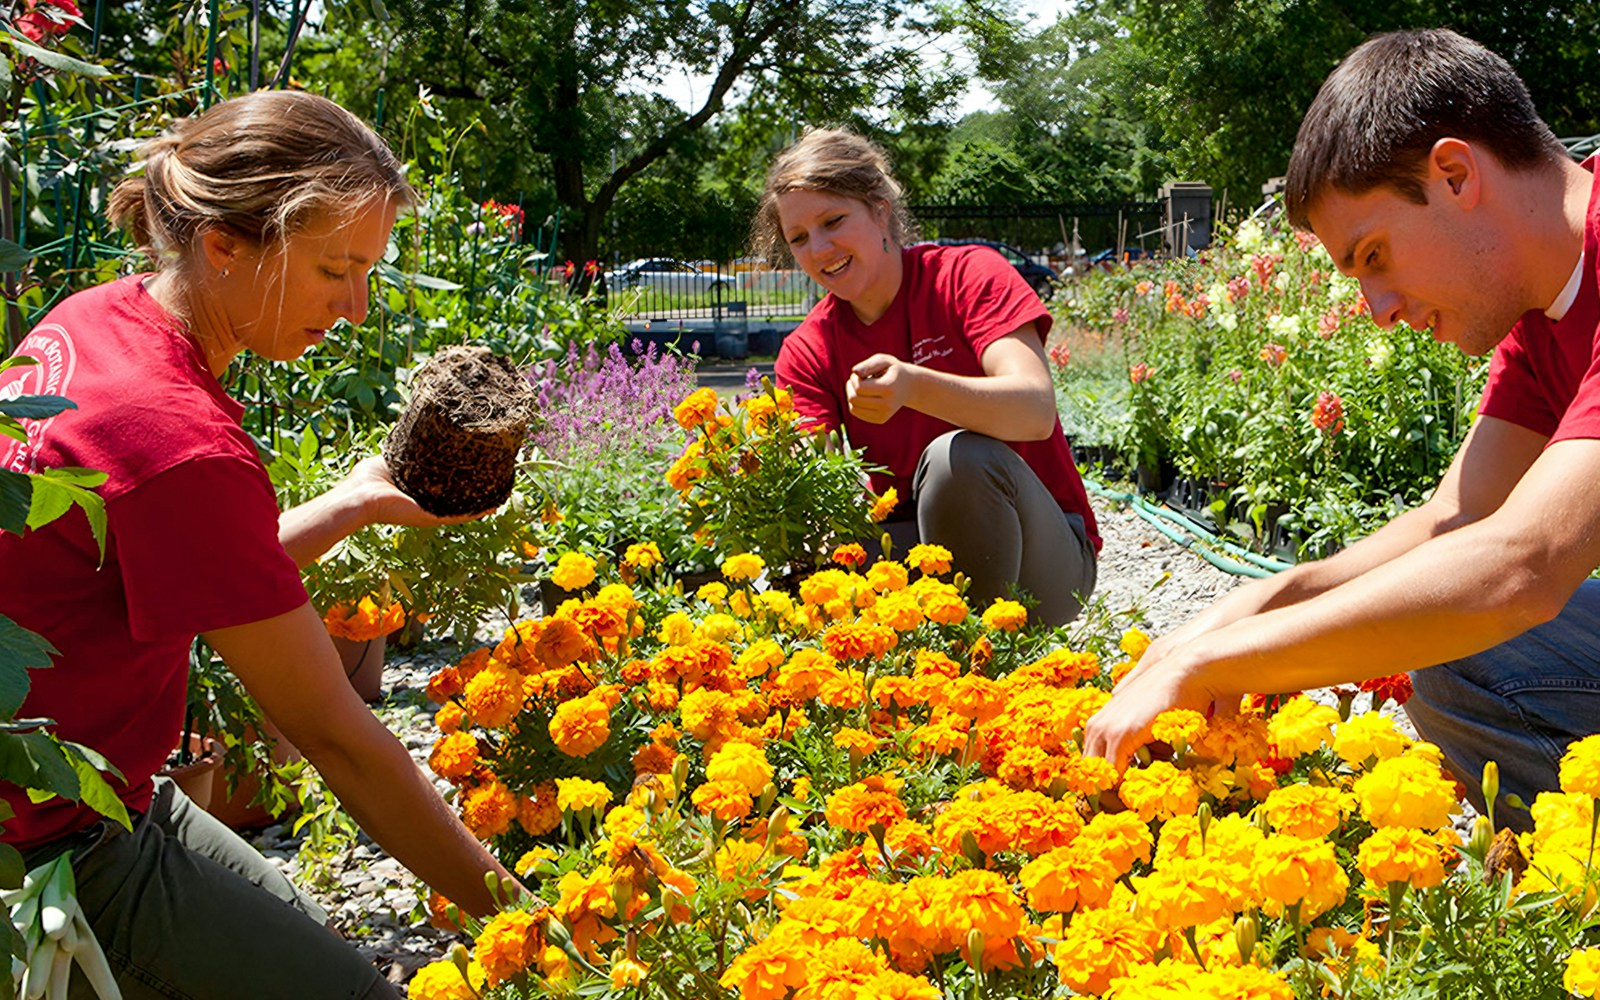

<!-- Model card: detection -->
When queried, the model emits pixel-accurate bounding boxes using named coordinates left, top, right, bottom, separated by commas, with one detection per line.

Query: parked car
left=1089, top=247, right=1152, bottom=270
left=605, top=258, right=734, bottom=296
left=920, top=237, right=1058, bottom=300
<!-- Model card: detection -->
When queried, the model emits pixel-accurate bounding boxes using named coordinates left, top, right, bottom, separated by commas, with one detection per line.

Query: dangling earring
left=882, top=236, right=891, bottom=254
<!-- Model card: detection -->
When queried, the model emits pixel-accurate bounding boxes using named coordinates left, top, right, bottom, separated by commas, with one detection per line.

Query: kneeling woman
left=0, top=91, right=516, bottom=997
left=758, top=127, right=1098, bottom=624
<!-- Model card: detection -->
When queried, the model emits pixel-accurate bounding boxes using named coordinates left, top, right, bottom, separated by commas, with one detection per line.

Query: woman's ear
left=198, top=226, right=242, bottom=275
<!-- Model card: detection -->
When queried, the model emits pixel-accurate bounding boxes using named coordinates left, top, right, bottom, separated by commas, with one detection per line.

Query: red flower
left=1358, top=673, right=1413, bottom=707
left=584, top=259, right=599, bottom=277
left=1129, top=362, right=1152, bottom=384
left=1226, top=276, right=1251, bottom=302
left=1048, top=344, right=1071, bottom=367
left=1251, top=253, right=1283, bottom=289
left=1311, top=390, right=1345, bottom=436
left=1259, top=342, right=1288, bottom=368
left=1317, top=309, right=1340, bottom=337
left=15, top=0, right=78, bottom=40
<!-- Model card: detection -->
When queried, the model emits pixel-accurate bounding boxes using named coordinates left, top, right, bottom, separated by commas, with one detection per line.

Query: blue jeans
left=1407, top=578, right=1600, bottom=832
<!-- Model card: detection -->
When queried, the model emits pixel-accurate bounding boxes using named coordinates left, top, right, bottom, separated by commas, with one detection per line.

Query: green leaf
left=0, top=356, right=36, bottom=374
left=64, top=748, right=130, bottom=829
left=408, top=272, right=462, bottom=291
left=2, top=28, right=110, bottom=77
left=0, top=394, right=73, bottom=421
left=0, top=238, right=31, bottom=273
left=25, top=475, right=106, bottom=557
left=0, top=468, right=28, bottom=533
left=0, top=842, right=22, bottom=890
left=0, top=732, right=78, bottom=802
left=0, top=420, right=26, bottom=444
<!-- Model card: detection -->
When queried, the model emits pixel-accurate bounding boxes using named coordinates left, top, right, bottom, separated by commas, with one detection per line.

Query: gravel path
left=251, top=493, right=1258, bottom=989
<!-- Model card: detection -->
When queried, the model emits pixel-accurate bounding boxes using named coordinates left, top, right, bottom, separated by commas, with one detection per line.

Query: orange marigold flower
left=1053, top=906, right=1160, bottom=996
left=474, top=908, right=547, bottom=986
left=518, top=784, right=561, bottom=836
left=692, top=779, right=754, bottom=821
left=866, top=560, right=909, bottom=593
left=461, top=780, right=518, bottom=839
left=1118, top=761, right=1200, bottom=822
left=1357, top=826, right=1448, bottom=889
left=549, top=695, right=611, bottom=757
left=673, top=387, right=720, bottom=429
left=1150, top=708, right=1208, bottom=749
left=323, top=594, right=405, bottom=641
left=463, top=664, right=525, bottom=729
left=428, top=731, right=478, bottom=780
left=832, top=543, right=868, bottom=567
left=833, top=727, right=880, bottom=758
left=623, top=540, right=663, bottom=569
left=825, top=774, right=908, bottom=833
left=1021, top=843, right=1121, bottom=912
left=1260, top=784, right=1348, bottom=839
left=1254, top=834, right=1349, bottom=919
left=1358, top=672, right=1414, bottom=707
left=434, top=700, right=466, bottom=734
left=425, top=665, right=463, bottom=703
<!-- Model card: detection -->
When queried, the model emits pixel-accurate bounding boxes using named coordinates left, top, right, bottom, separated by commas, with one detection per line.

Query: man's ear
left=1428, top=137, right=1481, bottom=210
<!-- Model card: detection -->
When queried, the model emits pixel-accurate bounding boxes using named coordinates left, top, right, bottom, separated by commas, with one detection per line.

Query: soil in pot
left=161, top=734, right=223, bottom=811
left=383, top=346, right=536, bottom=516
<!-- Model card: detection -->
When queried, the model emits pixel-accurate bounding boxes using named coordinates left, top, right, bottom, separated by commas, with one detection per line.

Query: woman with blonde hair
left=0, top=90, right=515, bottom=997
left=758, top=127, right=1098, bottom=624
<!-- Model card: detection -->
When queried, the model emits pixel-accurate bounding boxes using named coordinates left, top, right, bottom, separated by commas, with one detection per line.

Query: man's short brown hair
left=1285, top=29, right=1568, bottom=230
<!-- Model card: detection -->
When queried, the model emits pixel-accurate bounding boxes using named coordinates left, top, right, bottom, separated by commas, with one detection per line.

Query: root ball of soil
left=383, top=346, right=534, bottom=516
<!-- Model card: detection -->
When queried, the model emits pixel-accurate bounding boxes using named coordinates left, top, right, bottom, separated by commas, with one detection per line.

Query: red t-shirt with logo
left=0, top=275, right=306, bottom=849
left=775, top=243, right=1100, bottom=552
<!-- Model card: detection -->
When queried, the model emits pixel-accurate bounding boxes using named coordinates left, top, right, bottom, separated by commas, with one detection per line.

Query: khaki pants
left=886, top=430, right=1097, bottom=627
left=24, top=777, right=397, bottom=1000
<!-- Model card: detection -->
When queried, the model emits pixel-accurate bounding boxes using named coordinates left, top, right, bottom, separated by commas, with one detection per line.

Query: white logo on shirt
left=1, top=325, right=77, bottom=474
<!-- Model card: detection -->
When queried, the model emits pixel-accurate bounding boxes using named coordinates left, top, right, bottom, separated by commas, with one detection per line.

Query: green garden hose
left=1083, top=477, right=1295, bottom=578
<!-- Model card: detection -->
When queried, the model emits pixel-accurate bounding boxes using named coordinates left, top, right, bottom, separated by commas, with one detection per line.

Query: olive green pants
left=24, top=777, right=397, bottom=1000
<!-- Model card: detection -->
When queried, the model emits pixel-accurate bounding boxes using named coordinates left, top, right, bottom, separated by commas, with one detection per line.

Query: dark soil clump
left=384, top=346, right=534, bottom=516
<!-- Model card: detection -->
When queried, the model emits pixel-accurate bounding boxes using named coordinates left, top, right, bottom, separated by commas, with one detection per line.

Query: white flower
left=1235, top=218, right=1266, bottom=254
left=1365, top=335, right=1393, bottom=368
left=1267, top=313, right=1302, bottom=339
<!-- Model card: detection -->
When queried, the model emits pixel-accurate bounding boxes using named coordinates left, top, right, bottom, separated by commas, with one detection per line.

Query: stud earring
left=219, top=267, right=231, bottom=279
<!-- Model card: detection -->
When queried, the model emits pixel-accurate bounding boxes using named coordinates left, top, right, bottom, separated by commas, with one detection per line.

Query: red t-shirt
left=775, top=243, right=1100, bottom=551
left=1480, top=158, right=1600, bottom=440
left=0, top=275, right=307, bottom=849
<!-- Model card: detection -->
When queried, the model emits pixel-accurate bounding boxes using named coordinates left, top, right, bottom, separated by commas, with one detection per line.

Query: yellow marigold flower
left=514, top=847, right=557, bottom=878
left=735, top=638, right=785, bottom=679
left=1353, top=755, right=1458, bottom=830
left=981, top=599, right=1029, bottom=631
left=1118, top=627, right=1151, bottom=660
left=919, top=583, right=969, bottom=625
left=1254, top=834, right=1349, bottom=920
left=434, top=700, right=466, bottom=735
left=1567, top=947, right=1600, bottom=998
left=1118, top=761, right=1200, bottom=822
left=698, top=612, right=743, bottom=643
left=866, top=560, right=909, bottom=593
left=673, top=386, right=720, bottom=429
left=1150, top=708, right=1208, bottom=749
left=1357, top=826, right=1447, bottom=889
left=697, top=581, right=729, bottom=604
left=428, top=731, right=478, bottom=780
left=868, top=486, right=899, bottom=522
left=1085, top=811, right=1156, bottom=871
left=665, top=439, right=704, bottom=491
left=721, top=552, right=766, bottom=582
left=691, top=779, right=754, bottom=821
left=706, top=741, right=774, bottom=796
left=1333, top=711, right=1410, bottom=766
left=408, top=960, right=484, bottom=1000
left=1260, top=784, right=1348, bottom=840
left=1053, top=906, right=1161, bottom=996
left=549, top=695, right=611, bottom=758
left=550, top=551, right=598, bottom=591
left=462, top=663, right=523, bottom=729
left=870, top=591, right=925, bottom=632
left=833, top=727, right=880, bottom=757
left=555, top=776, right=613, bottom=814
left=714, top=838, right=768, bottom=884
left=623, top=541, right=663, bottom=569
left=1267, top=695, right=1341, bottom=757
left=906, top=543, right=952, bottom=575
left=655, top=610, right=694, bottom=646
left=1561, top=734, right=1600, bottom=799
left=461, top=780, right=518, bottom=839
left=610, top=955, right=649, bottom=989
